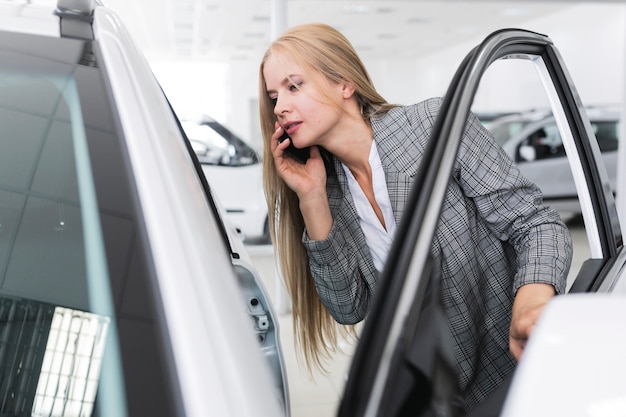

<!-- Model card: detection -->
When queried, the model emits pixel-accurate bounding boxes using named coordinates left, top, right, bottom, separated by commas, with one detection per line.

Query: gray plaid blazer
left=303, top=97, right=572, bottom=409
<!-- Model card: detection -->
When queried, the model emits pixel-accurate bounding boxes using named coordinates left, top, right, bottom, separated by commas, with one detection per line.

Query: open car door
left=338, top=28, right=624, bottom=417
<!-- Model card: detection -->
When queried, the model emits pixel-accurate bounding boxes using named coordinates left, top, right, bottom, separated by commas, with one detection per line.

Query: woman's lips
left=283, top=121, right=301, bottom=135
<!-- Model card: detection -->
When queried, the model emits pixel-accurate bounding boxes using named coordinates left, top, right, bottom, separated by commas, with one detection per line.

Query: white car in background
left=181, top=115, right=269, bottom=244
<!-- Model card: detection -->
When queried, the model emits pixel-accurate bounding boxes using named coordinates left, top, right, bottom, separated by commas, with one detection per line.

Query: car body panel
left=95, top=7, right=288, bottom=416
left=0, top=2, right=58, bottom=36
left=95, top=9, right=284, bottom=417
left=202, top=162, right=268, bottom=240
left=501, top=294, right=626, bottom=417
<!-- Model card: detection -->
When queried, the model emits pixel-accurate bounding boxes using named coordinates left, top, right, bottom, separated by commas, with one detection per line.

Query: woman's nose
left=273, top=95, right=289, bottom=115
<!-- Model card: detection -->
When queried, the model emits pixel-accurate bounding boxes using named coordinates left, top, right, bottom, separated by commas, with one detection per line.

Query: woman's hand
left=272, top=124, right=326, bottom=200
left=272, top=123, right=333, bottom=240
left=509, top=283, right=556, bottom=361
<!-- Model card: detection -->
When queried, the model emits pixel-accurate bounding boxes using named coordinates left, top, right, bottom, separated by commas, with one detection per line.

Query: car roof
left=489, top=106, right=621, bottom=126
left=0, top=1, right=60, bottom=37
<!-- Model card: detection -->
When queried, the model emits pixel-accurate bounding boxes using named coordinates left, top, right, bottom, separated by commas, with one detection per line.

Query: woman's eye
left=270, top=97, right=277, bottom=107
left=288, top=81, right=303, bottom=91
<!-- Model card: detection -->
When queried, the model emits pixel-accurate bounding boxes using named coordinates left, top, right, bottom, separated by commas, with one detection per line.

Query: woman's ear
left=341, top=81, right=356, bottom=99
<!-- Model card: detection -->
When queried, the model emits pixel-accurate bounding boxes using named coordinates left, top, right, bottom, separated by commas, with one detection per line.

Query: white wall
left=151, top=3, right=626, bottom=145
left=370, top=3, right=626, bottom=112
left=149, top=61, right=231, bottom=122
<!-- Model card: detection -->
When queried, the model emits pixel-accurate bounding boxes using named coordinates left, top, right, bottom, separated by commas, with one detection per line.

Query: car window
left=0, top=31, right=179, bottom=416
left=517, top=119, right=619, bottom=162
left=182, top=120, right=260, bottom=166
left=592, top=120, right=620, bottom=152
left=516, top=123, right=565, bottom=161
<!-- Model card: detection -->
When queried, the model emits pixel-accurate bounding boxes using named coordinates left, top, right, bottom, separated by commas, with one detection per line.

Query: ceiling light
left=171, top=1, right=194, bottom=12
left=244, top=32, right=265, bottom=38
left=407, top=17, right=431, bottom=25
left=174, top=23, right=193, bottom=30
left=343, top=5, right=370, bottom=14
left=501, top=7, right=531, bottom=17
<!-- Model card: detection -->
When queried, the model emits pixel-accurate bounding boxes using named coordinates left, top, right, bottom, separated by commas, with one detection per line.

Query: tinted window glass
left=592, top=121, right=620, bottom=152
left=516, top=123, right=565, bottom=161
left=182, top=120, right=260, bottom=166
left=516, top=119, right=620, bottom=162
left=0, top=31, right=177, bottom=416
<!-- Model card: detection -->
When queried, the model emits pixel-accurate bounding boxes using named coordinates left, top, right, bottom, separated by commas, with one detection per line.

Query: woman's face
left=263, top=54, right=347, bottom=150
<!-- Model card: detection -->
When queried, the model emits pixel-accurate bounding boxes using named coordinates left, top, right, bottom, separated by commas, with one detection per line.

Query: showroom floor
left=246, top=219, right=588, bottom=417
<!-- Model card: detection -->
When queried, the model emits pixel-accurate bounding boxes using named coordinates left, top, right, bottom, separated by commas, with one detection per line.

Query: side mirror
left=518, top=145, right=536, bottom=162
left=219, top=144, right=237, bottom=165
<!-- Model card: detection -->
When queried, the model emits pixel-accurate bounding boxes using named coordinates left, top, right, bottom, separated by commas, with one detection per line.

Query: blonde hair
left=258, top=23, right=397, bottom=371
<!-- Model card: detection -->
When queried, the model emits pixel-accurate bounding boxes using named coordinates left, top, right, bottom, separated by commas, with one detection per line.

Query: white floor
left=246, top=220, right=589, bottom=417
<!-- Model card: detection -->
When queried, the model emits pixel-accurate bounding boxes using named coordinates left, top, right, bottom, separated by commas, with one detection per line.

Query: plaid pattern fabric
left=303, top=97, right=573, bottom=409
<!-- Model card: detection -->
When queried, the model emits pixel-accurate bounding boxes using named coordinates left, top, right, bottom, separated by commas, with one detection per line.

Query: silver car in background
left=486, top=107, right=620, bottom=220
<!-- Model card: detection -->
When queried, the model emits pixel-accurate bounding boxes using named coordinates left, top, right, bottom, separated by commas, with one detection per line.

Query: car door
left=337, top=28, right=624, bottom=417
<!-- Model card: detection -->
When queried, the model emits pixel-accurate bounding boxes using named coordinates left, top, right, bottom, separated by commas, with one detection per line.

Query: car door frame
left=338, top=28, right=624, bottom=417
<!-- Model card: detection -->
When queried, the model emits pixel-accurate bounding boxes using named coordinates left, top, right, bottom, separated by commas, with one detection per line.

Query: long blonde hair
left=258, top=23, right=397, bottom=371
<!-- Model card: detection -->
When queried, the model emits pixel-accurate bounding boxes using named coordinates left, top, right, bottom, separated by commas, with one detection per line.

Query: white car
left=486, top=107, right=620, bottom=220
left=0, top=1, right=287, bottom=416
left=181, top=115, right=269, bottom=243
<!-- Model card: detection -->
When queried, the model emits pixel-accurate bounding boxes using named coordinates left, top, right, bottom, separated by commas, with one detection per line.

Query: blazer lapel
left=371, top=107, right=426, bottom=226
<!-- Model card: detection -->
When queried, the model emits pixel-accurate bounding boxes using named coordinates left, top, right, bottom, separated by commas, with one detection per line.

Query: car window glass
left=0, top=32, right=178, bottom=417
left=182, top=120, right=259, bottom=166
left=0, top=64, right=122, bottom=417
left=592, top=121, right=619, bottom=152
left=517, top=123, right=565, bottom=161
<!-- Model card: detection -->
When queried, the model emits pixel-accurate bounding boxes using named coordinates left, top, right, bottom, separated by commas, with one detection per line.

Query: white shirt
left=342, top=141, right=396, bottom=271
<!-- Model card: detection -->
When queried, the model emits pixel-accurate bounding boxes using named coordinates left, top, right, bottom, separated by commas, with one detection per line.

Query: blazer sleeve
left=451, top=105, right=573, bottom=294
left=302, top=168, right=379, bottom=325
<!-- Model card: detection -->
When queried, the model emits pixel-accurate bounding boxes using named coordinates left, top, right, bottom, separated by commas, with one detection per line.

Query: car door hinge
left=248, top=297, right=270, bottom=343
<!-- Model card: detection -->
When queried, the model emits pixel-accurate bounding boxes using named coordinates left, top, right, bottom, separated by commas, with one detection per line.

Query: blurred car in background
left=0, top=1, right=287, bottom=416
left=486, top=107, right=620, bottom=220
left=181, top=115, right=269, bottom=244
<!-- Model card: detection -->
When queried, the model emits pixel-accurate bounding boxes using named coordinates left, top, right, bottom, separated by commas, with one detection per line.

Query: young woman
left=259, top=23, right=572, bottom=410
